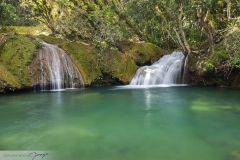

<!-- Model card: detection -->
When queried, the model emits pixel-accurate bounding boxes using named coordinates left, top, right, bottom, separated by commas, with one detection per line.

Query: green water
left=0, top=87, right=240, bottom=160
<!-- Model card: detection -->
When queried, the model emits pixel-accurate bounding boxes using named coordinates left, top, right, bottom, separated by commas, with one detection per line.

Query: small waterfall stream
left=130, top=52, right=187, bottom=86
left=32, top=42, right=84, bottom=90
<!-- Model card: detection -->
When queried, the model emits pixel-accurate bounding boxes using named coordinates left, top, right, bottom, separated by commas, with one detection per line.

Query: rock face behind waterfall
left=130, top=52, right=186, bottom=85
left=31, top=42, right=84, bottom=90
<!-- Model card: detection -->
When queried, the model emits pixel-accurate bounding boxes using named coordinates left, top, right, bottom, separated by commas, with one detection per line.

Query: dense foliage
left=0, top=0, right=36, bottom=26
left=1, top=0, right=240, bottom=74
left=19, top=0, right=239, bottom=52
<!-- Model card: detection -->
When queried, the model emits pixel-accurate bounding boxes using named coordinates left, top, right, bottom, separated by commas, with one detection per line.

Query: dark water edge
left=1, top=83, right=240, bottom=95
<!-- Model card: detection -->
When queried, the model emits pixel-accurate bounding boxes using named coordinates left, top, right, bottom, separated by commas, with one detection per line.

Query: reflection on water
left=143, top=89, right=152, bottom=127
left=49, top=91, right=63, bottom=120
left=144, top=89, right=152, bottom=110
left=0, top=87, right=240, bottom=160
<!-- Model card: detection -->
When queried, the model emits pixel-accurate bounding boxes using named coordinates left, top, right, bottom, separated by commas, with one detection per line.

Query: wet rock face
left=31, top=42, right=84, bottom=90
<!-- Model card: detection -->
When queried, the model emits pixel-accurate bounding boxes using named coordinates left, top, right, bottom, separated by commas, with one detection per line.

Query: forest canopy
left=0, top=0, right=240, bottom=55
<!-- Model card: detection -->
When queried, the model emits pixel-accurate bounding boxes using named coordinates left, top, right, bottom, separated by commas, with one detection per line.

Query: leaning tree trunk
left=201, top=19, right=215, bottom=55
left=173, top=28, right=185, bottom=52
left=226, top=0, right=232, bottom=21
left=197, top=9, right=215, bottom=55
left=178, top=3, right=191, bottom=55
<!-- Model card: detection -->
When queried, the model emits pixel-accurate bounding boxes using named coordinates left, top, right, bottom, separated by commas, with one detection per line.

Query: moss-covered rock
left=0, top=33, right=166, bottom=91
left=38, top=35, right=138, bottom=84
left=38, top=36, right=165, bottom=85
left=0, top=63, right=20, bottom=92
left=99, top=48, right=138, bottom=84
left=0, top=34, right=39, bottom=88
left=126, top=42, right=167, bottom=66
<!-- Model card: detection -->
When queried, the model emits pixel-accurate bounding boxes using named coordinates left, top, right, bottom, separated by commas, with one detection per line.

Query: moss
left=38, top=35, right=138, bottom=84
left=0, top=63, right=20, bottom=92
left=0, top=26, right=50, bottom=35
left=100, top=49, right=138, bottom=83
left=97, top=42, right=166, bottom=83
left=112, top=55, right=137, bottom=83
left=0, top=34, right=39, bottom=87
left=126, top=42, right=166, bottom=66
left=65, top=42, right=102, bottom=84
left=38, top=35, right=165, bottom=85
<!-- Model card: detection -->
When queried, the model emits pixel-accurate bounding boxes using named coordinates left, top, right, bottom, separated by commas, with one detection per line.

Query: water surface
left=0, top=87, right=240, bottom=160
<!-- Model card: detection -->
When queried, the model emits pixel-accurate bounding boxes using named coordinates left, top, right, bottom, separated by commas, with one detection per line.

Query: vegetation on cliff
left=0, top=63, right=20, bottom=92
left=0, top=34, right=39, bottom=90
left=0, top=30, right=164, bottom=92
left=187, top=20, right=240, bottom=86
left=0, top=0, right=36, bottom=26
left=0, top=0, right=240, bottom=90
left=20, top=1, right=240, bottom=78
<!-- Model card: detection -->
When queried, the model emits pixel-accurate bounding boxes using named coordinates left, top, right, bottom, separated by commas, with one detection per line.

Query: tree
left=23, top=0, right=60, bottom=34
left=19, top=0, right=240, bottom=54
left=0, top=1, right=18, bottom=25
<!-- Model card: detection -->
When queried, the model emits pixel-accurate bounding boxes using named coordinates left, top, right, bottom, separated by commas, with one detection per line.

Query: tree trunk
left=178, top=3, right=191, bottom=55
left=202, top=21, right=214, bottom=55
left=173, top=28, right=185, bottom=51
left=226, top=0, right=231, bottom=21
left=197, top=9, right=215, bottom=55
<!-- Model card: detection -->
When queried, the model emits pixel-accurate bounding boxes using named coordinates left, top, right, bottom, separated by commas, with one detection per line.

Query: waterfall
left=130, top=51, right=187, bottom=86
left=182, top=54, right=189, bottom=84
left=33, top=42, right=84, bottom=90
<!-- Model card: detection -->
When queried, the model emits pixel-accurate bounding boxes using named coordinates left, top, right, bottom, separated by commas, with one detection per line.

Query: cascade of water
left=182, top=54, right=189, bottom=84
left=33, top=42, right=84, bottom=90
left=130, top=51, right=187, bottom=85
